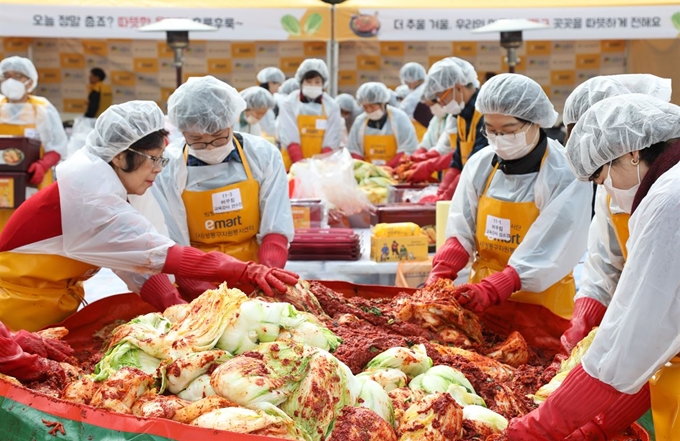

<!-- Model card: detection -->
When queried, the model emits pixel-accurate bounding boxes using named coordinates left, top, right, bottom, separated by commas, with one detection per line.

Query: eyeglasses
left=187, top=136, right=231, bottom=150
left=128, top=148, right=169, bottom=168
left=481, top=122, right=529, bottom=139
left=434, top=88, right=453, bottom=105
left=1, top=73, right=29, bottom=82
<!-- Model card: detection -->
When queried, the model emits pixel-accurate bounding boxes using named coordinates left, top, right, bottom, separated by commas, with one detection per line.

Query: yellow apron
left=456, top=109, right=484, bottom=166
left=0, top=96, right=54, bottom=230
left=0, top=252, right=98, bottom=331
left=607, top=195, right=631, bottom=261
left=364, top=110, right=398, bottom=165
left=280, top=105, right=327, bottom=171
left=412, top=119, right=428, bottom=143
left=650, top=356, right=680, bottom=440
left=181, top=138, right=261, bottom=262
left=87, top=81, right=113, bottom=118
left=469, top=151, right=575, bottom=319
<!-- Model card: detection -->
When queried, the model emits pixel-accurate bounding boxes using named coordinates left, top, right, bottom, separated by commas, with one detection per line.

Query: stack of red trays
left=288, top=228, right=362, bottom=261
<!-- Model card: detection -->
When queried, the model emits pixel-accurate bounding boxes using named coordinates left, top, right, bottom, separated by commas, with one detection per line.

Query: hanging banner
left=335, top=5, right=680, bottom=41
left=0, top=4, right=331, bottom=41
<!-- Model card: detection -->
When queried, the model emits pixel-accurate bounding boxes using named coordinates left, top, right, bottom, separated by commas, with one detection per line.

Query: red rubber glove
left=163, top=245, right=299, bottom=297
left=567, top=383, right=650, bottom=441
left=561, top=297, right=607, bottom=355
left=0, top=323, right=66, bottom=382
left=139, top=274, right=187, bottom=311
left=426, top=237, right=470, bottom=286
left=321, top=147, right=333, bottom=154
left=12, top=330, right=75, bottom=363
left=387, top=152, right=406, bottom=169
left=27, top=151, right=60, bottom=186
left=176, top=278, right=218, bottom=302
left=287, top=143, right=303, bottom=163
left=350, top=152, right=365, bottom=160
left=506, top=364, right=624, bottom=441
left=406, top=151, right=454, bottom=183
left=258, top=233, right=289, bottom=269
left=410, top=149, right=440, bottom=163
left=436, top=167, right=461, bottom=201
left=452, top=265, right=520, bottom=313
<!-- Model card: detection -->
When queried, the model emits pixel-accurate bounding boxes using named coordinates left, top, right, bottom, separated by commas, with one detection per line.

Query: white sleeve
left=259, top=109, right=276, bottom=136
left=419, top=116, right=441, bottom=150
left=347, top=113, right=367, bottom=158
left=276, top=94, right=300, bottom=149
left=36, top=102, right=67, bottom=157
left=433, top=116, right=455, bottom=155
left=576, top=187, right=625, bottom=306
left=391, top=107, right=418, bottom=155
left=321, top=95, right=342, bottom=150
left=582, top=169, right=680, bottom=393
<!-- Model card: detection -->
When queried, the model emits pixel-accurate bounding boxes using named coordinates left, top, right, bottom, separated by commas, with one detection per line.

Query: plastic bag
left=65, top=117, right=96, bottom=159
left=290, top=148, right=372, bottom=216
left=403, top=185, right=439, bottom=204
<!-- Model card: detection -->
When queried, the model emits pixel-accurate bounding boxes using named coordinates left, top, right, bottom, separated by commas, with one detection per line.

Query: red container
left=370, top=203, right=436, bottom=227
left=0, top=136, right=41, bottom=172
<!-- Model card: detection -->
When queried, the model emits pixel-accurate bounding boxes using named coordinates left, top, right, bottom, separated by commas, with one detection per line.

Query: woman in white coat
left=233, top=86, right=276, bottom=137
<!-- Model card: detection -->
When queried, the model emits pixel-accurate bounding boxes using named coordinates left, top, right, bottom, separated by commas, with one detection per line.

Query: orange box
left=37, top=68, right=61, bottom=84
left=60, top=53, right=85, bottom=69
left=428, top=55, right=446, bottom=67
left=2, top=38, right=31, bottom=53
left=82, top=40, right=108, bottom=56
left=231, top=43, right=256, bottom=58
left=337, top=70, right=357, bottom=86
left=110, top=70, right=136, bottom=86
left=551, top=70, right=576, bottom=86
left=157, top=42, right=174, bottom=58
left=526, top=41, right=551, bottom=56
left=575, top=54, right=601, bottom=70
left=280, top=57, right=305, bottom=73
left=207, top=59, right=232, bottom=74
left=133, top=58, right=159, bottom=73
left=304, top=42, right=327, bottom=57
left=357, top=55, right=381, bottom=71
left=63, top=99, right=88, bottom=113
left=601, top=40, right=626, bottom=52
left=380, top=42, right=405, bottom=57
left=453, top=42, right=477, bottom=57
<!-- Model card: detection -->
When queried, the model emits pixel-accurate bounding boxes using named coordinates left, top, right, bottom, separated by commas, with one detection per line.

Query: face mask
left=603, top=160, right=640, bottom=214
left=188, top=136, right=234, bottom=165
left=487, top=126, right=539, bottom=161
left=1, top=78, right=27, bottom=101
left=430, top=103, right=447, bottom=118
left=442, top=89, right=465, bottom=116
left=366, top=108, right=385, bottom=121
left=244, top=114, right=259, bottom=126
left=302, top=85, right=323, bottom=100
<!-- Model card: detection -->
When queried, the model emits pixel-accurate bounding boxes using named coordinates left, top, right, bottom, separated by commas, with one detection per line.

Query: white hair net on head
left=356, top=82, right=391, bottom=105
left=476, top=73, right=558, bottom=128
left=280, top=78, right=299, bottom=95
left=566, top=94, right=680, bottom=181
left=0, top=56, right=38, bottom=92
left=256, top=67, right=285, bottom=84
left=85, top=100, right=165, bottom=162
left=240, top=86, right=276, bottom=110
left=167, top=75, right=246, bottom=134
left=395, top=84, right=411, bottom=100
left=400, top=62, right=426, bottom=84
left=422, top=58, right=466, bottom=101
left=336, top=93, right=360, bottom=113
left=295, top=58, right=329, bottom=86
left=563, top=74, right=672, bottom=126
left=447, top=57, right=480, bottom=88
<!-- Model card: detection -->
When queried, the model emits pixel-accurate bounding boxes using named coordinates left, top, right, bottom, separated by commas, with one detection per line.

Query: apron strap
left=457, top=109, right=484, bottom=144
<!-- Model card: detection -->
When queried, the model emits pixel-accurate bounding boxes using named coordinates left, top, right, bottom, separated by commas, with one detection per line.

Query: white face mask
left=302, top=85, right=323, bottom=100
left=487, top=126, right=539, bottom=161
left=442, top=89, right=465, bottom=116
left=430, top=103, right=447, bottom=119
left=1, top=78, right=27, bottom=101
left=188, top=136, right=234, bottom=165
left=244, top=114, right=259, bottom=126
left=366, top=108, right=385, bottom=121
left=603, top=160, right=640, bottom=214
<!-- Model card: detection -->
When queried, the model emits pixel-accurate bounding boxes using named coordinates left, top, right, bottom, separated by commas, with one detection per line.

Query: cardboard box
left=371, top=234, right=429, bottom=263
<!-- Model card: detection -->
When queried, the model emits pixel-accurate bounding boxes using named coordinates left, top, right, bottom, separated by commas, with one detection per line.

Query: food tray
left=0, top=136, right=41, bottom=172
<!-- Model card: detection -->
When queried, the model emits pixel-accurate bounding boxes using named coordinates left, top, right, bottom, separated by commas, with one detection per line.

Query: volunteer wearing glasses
left=427, top=74, right=591, bottom=319
left=0, top=56, right=67, bottom=229
left=398, top=62, right=433, bottom=143
left=347, top=82, right=418, bottom=166
left=233, top=86, right=276, bottom=137
left=277, top=59, right=342, bottom=169
left=152, top=76, right=294, bottom=301
left=0, top=100, right=298, bottom=331
left=506, top=94, right=680, bottom=441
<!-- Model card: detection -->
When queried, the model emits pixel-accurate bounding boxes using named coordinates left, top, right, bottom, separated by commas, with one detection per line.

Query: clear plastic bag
left=66, top=117, right=96, bottom=159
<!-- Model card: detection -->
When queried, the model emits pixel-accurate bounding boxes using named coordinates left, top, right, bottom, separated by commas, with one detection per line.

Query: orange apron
left=181, top=138, right=261, bottom=262
left=456, top=109, right=483, bottom=166
left=364, top=109, right=398, bottom=166
left=412, top=119, right=428, bottom=143
left=0, top=252, right=99, bottom=331
left=0, top=96, right=55, bottom=230
left=469, top=150, right=575, bottom=319
left=650, top=356, right=680, bottom=440
left=280, top=105, right=327, bottom=171
left=607, top=195, right=631, bottom=261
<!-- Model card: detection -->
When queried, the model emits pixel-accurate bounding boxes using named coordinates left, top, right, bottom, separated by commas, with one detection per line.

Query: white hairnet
left=295, top=59, right=329, bottom=86
left=280, top=78, right=299, bottom=95
left=400, top=62, right=426, bottom=84
left=240, top=86, right=276, bottom=110
left=395, top=84, right=411, bottom=100
left=422, top=58, right=466, bottom=101
left=336, top=93, right=360, bottom=113
left=356, top=82, right=391, bottom=105
left=566, top=94, right=680, bottom=180
left=85, top=100, right=165, bottom=162
left=0, top=56, right=38, bottom=92
left=447, top=57, right=480, bottom=88
left=168, top=75, right=246, bottom=134
left=256, top=67, right=285, bottom=84
left=476, top=73, right=558, bottom=128
left=564, top=74, right=672, bottom=126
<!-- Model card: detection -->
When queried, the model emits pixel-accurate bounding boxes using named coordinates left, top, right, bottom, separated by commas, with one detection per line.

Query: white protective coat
left=445, top=139, right=592, bottom=292
left=276, top=91, right=342, bottom=151
left=582, top=162, right=680, bottom=393
left=419, top=114, right=448, bottom=151
left=347, top=105, right=418, bottom=158
left=430, top=114, right=458, bottom=156
left=258, top=109, right=276, bottom=136
left=0, top=97, right=67, bottom=157
left=152, top=133, right=294, bottom=248
left=399, top=83, right=425, bottom=120
left=233, top=118, right=263, bottom=137
left=576, top=186, right=626, bottom=307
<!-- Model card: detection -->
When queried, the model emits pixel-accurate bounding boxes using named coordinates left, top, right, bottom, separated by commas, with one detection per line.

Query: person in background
left=153, top=76, right=294, bottom=301
left=276, top=59, right=342, bottom=169
left=506, top=94, right=680, bottom=441
left=233, top=86, right=276, bottom=137
left=336, top=93, right=363, bottom=149
left=399, top=62, right=433, bottom=142
left=0, top=56, right=67, bottom=229
left=408, top=58, right=486, bottom=198
left=347, top=82, right=418, bottom=167
left=0, top=100, right=298, bottom=331
left=409, top=100, right=450, bottom=161
left=427, top=74, right=592, bottom=320
left=256, top=67, right=285, bottom=137
left=278, top=78, right=299, bottom=96
left=394, top=84, right=410, bottom=103
left=84, top=67, right=112, bottom=118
